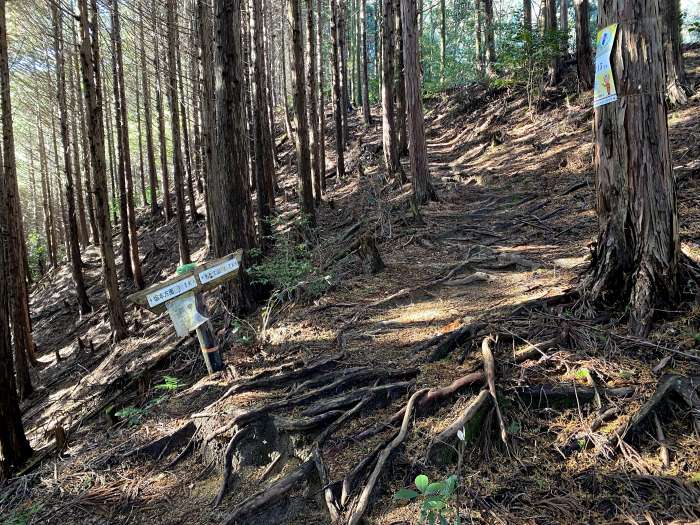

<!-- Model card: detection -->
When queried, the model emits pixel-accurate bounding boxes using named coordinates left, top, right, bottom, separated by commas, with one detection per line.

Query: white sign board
left=165, top=293, right=209, bottom=337
left=147, top=276, right=198, bottom=308
left=198, top=258, right=240, bottom=284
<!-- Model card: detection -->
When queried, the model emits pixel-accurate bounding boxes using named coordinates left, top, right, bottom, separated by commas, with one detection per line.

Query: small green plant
left=574, top=367, right=591, bottom=381
left=154, top=375, right=185, bottom=391
left=394, top=474, right=460, bottom=524
left=2, top=502, right=43, bottom=525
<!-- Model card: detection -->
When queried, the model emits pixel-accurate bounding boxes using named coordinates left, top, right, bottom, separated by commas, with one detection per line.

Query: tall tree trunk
left=474, top=0, right=484, bottom=77
left=140, top=18, right=159, bottom=217
left=331, top=0, right=346, bottom=179
left=175, top=18, right=199, bottom=224
left=360, top=0, right=372, bottom=125
left=544, top=0, right=559, bottom=84
left=380, top=0, right=404, bottom=182
left=662, top=0, right=690, bottom=106
left=78, top=0, right=129, bottom=343
left=213, top=0, right=256, bottom=312
left=560, top=0, right=568, bottom=55
left=153, top=0, right=173, bottom=222
left=188, top=2, right=205, bottom=194
left=68, top=47, right=89, bottom=249
left=0, top=46, right=32, bottom=471
left=165, top=0, right=191, bottom=265
left=289, top=0, right=317, bottom=226
left=52, top=0, right=92, bottom=315
left=523, top=0, right=531, bottom=32
left=439, top=0, right=446, bottom=82
left=74, top=30, right=98, bottom=246
left=103, top=81, right=118, bottom=224
left=197, top=0, right=216, bottom=253
left=574, top=0, right=593, bottom=90
left=401, top=0, right=435, bottom=204
left=583, top=0, right=679, bottom=337
left=483, top=0, right=496, bottom=76
left=354, top=0, right=362, bottom=108
left=252, top=0, right=276, bottom=248
left=135, top=70, right=148, bottom=208
left=111, top=0, right=143, bottom=289
left=281, top=22, right=294, bottom=143
left=394, top=0, right=407, bottom=157
left=109, top=4, right=133, bottom=284
left=39, top=123, right=57, bottom=268
left=306, top=0, right=322, bottom=204
left=317, top=0, right=327, bottom=190
left=339, top=0, right=350, bottom=138
left=1, top=0, right=37, bottom=399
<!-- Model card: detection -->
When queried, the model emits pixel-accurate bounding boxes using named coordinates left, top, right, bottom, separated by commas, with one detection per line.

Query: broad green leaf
left=425, top=482, right=447, bottom=495
left=424, top=498, right=446, bottom=511
left=415, top=474, right=430, bottom=493
left=393, top=488, right=419, bottom=501
left=444, top=475, right=458, bottom=495
left=439, top=515, right=449, bottom=525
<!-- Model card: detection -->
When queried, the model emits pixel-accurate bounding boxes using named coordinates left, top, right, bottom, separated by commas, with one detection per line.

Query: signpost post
left=128, top=250, right=243, bottom=375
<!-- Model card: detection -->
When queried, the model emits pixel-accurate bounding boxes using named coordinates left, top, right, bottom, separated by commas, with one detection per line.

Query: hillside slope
left=2, top=51, right=700, bottom=525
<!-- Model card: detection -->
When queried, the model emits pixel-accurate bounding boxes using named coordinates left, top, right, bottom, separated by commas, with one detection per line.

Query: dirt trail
left=3, top=53, right=700, bottom=525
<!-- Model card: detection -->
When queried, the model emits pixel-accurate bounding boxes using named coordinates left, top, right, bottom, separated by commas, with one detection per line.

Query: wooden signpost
left=128, top=250, right=243, bottom=375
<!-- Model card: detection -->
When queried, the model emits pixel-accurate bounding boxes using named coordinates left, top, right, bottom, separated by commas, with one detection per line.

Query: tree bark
left=213, top=0, right=257, bottom=311
left=523, top=0, right=531, bottom=32
left=52, top=0, right=92, bottom=315
left=39, top=123, right=57, bottom=268
left=331, top=0, right=346, bottom=179
left=139, top=18, right=159, bottom=217
left=317, top=0, right=327, bottom=190
left=0, top=99, right=32, bottom=473
left=306, top=0, right=323, bottom=204
left=68, top=46, right=89, bottom=249
left=474, top=0, right=484, bottom=77
left=359, top=0, right=372, bottom=126
left=394, top=0, right=407, bottom=157
left=662, top=0, right=690, bottom=106
left=574, top=0, right=593, bottom=90
left=583, top=0, right=679, bottom=337
left=135, top=69, right=148, bottom=208
left=339, top=0, right=350, bottom=138
left=401, top=0, right=435, bottom=204
left=197, top=0, right=216, bottom=254
left=289, top=0, right=317, bottom=226
left=544, top=0, right=559, bottom=84
left=252, top=0, right=276, bottom=248
left=439, top=0, right=446, bottom=82
left=1, top=0, right=38, bottom=400
left=152, top=0, right=173, bottom=222
left=380, top=0, right=404, bottom=182
left=560, top=0, right=568, bottom=55
left=483, top=0, right=496, bottom=76
left=166, top=0, right=192, bottom=265
left=78, top=0, right=129, bottom=342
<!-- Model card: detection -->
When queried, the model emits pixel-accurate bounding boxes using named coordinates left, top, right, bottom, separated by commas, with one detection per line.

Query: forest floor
left=2, top=51, right=700, bottom=525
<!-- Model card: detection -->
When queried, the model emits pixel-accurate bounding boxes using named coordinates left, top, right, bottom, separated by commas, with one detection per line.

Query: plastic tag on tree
left=594, top=24, right=618, bottom=108
left=166, top=292, right=209, bottom=337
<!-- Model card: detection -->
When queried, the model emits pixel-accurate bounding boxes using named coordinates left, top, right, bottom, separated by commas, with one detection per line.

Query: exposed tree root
left=425, top=389, right=492, bottom=462
left=222, top=397, right=372, bottom=524
left=615, top=374, right=700, bottom=441
left=343, top=388, right=430, bottom=525
left=213, top=425, right=252, bottom=507
left=351, top=371, right=485, bottom=442
left=482, top=336, right=508, bottom=446
left=512, top=383, right=635, bottom=408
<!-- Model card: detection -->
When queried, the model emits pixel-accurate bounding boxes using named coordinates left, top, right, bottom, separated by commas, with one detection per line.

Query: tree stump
left=358, top=234, right=385, bottom=274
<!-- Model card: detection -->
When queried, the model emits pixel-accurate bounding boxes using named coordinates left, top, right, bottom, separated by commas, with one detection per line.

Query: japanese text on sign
left=147, top=276, right=197, bottom=308
left=594, top=24, right=618, bottom=108
left=198, top=258, right=239, bottom=284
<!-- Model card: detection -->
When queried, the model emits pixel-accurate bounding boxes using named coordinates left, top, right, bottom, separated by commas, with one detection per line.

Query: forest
left=0, top=0, right=699, bottom=523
